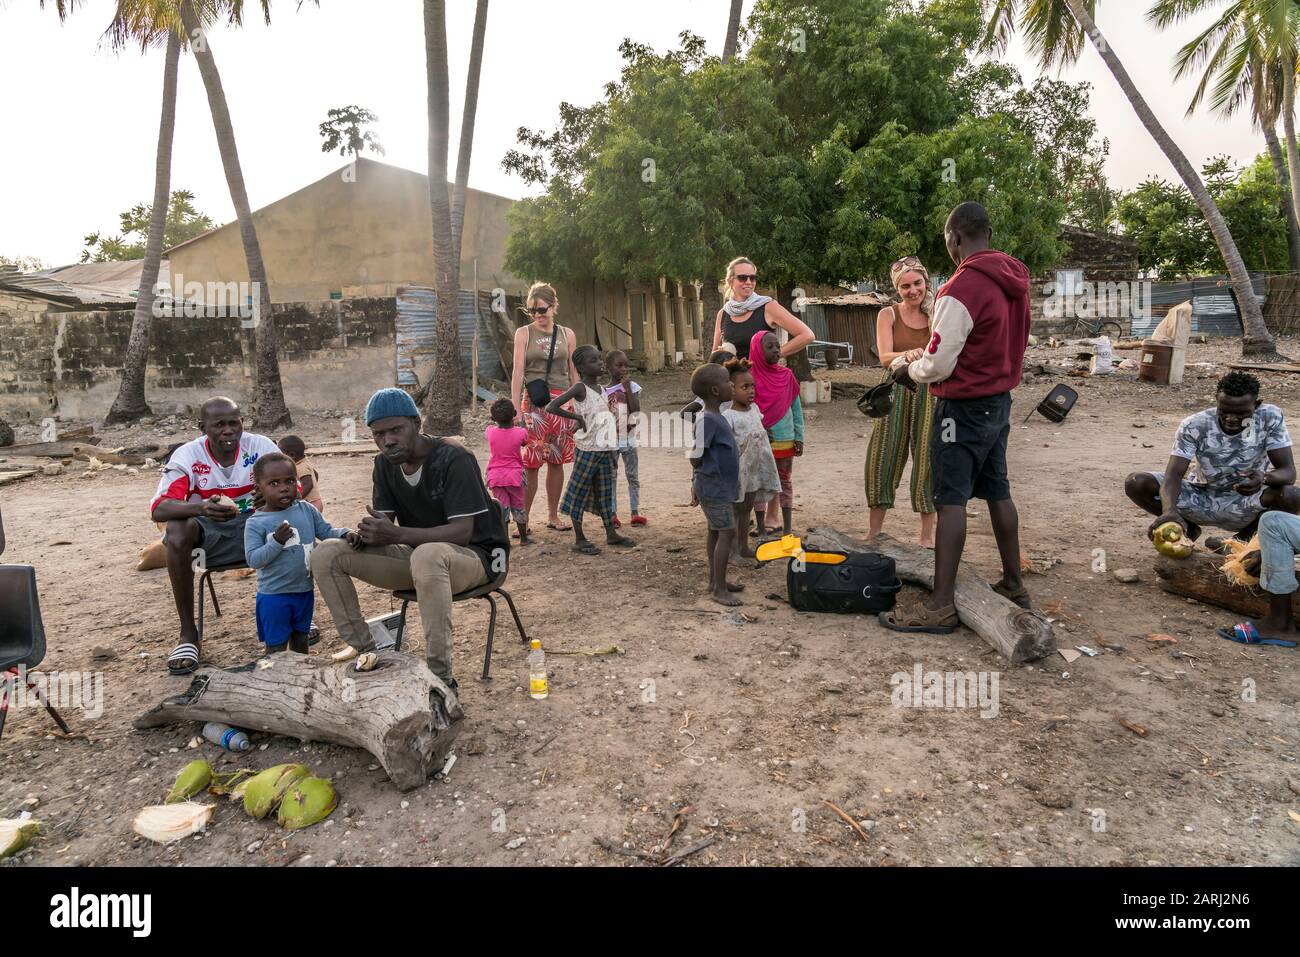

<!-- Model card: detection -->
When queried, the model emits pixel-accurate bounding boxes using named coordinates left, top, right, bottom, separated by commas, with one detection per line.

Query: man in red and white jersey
left=149, top=396, right=278, bottom=674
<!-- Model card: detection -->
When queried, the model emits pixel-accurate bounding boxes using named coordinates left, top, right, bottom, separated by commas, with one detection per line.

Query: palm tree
left=983, top=0, right=1281, bottom=357
left=1150, top=0, right=1300, bottom=267
left=105, top=29, right=182, bottom=424
left=450, top=0, right=488, bottom=260
left=723, top=0, right=743, bottom=62
left=422, top=0, right=459, bottom=436
left=177, top=0, right=300, bottom=428
left=37, top=0, right=178, bottom=423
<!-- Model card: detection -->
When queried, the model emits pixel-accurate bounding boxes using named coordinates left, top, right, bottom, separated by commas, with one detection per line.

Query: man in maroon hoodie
left=882, top=202, right=1033, bottom=633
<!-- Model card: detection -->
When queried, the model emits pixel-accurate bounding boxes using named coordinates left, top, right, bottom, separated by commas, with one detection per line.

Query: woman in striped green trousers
left=866, top=257, right=937, bottom=547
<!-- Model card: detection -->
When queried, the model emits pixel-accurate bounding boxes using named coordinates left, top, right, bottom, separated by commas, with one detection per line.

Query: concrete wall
left=0, top=298, right=399, bottom=422
left=166, top=159, right=520, bottom=305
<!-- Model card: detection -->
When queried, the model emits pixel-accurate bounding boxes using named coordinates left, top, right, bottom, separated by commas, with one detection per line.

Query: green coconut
left=1152, top=521, right=1194, bottom=559
left=165, top=759, right=213, bottom=804
left=0, top=818, right=39, bottom=859
left=276, top=776, right=338, bottom=830
left=242, top=764, right=309, bottom=819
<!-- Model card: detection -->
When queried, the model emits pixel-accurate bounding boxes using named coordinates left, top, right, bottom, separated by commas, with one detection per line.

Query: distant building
left=164, top=158, right=519, bottom=304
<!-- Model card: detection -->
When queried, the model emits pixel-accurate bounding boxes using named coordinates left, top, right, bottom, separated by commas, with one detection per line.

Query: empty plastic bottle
left=528, top=639, right=549, bottom=700
left=203, top=722, right=251, bottom=752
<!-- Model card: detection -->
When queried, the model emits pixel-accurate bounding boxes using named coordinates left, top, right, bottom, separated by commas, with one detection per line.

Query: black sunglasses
left=528, top=305, right=551, bottom=315
left=735, top=274, right=757, bottom=283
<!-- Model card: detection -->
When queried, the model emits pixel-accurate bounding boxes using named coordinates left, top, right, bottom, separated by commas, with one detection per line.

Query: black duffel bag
left=787, top=550, right=902, bottom=614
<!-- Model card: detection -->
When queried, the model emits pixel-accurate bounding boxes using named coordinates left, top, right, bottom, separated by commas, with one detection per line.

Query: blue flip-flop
left=1216, top=622, right=1298, bottom=648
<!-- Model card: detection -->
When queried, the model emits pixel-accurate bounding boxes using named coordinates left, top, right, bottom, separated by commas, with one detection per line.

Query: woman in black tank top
left=711, top=257, right=814, bottom=361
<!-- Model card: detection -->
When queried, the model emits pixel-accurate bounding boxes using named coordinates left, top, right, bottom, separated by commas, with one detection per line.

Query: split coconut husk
left=0, top=818, right=40, bottom=859
left=132, top=802, right=212, bottom=844
left=1220, top=534, right=1262, bottom=589
left=242, top=764, right=309, bottom=819
left=276, top=776, right=338, bottom=830
left=165, top=759, right=212, bottom=804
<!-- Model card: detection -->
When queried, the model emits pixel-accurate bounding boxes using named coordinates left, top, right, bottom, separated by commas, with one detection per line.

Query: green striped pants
left=865, top=381, right=936, bottom=514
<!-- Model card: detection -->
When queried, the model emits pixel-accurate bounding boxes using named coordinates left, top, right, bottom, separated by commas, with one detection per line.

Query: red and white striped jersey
left=149, top=433, right=279, bottom=516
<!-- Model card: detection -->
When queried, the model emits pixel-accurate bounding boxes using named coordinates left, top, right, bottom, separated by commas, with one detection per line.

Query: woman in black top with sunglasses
left=711, top=257, right=814, bottom=361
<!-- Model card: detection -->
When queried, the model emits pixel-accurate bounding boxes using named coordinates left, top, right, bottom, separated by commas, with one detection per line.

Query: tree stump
left=1155, top=552, right=1300, bottom=623
left=134, top=651, right=463, bottom=791
left=805, top=526, right=1057, bottom=662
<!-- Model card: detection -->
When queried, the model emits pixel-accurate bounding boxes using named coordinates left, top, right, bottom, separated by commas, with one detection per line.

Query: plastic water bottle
left=203, top=722, right=251, bottom=752
left=528, top=639, right=549, bottom=700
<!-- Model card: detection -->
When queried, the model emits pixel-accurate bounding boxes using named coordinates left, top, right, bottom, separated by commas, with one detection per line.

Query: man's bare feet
left=710, top=588, right=743, bottom=607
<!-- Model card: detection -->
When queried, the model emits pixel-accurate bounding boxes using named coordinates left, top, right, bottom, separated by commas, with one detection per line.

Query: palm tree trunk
left=423, top=0, right=463, bottom=436
left=1283, top=68, right=1300, bottom=231
left=1068, top=0, right=1278, bottom=357
left=179, top=1, right=292, bottom=429
left=722, top=0, right=743, bottom=62
left=105, top=30, right=180, bottom=425
left=1264, top=124, right=1300, bottom=274
left=450, top=0, right=488, bottom=261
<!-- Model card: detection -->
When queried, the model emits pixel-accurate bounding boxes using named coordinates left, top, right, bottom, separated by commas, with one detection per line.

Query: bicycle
left=1066, top=315, right=1123, bottom=339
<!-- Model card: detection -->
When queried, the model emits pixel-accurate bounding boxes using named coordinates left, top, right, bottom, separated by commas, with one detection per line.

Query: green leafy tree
left=318, top=105, right=385, bottom=159
left=1117, top=154, right=1288, bottom=277
left=81, top=190, right=215, bottom=263
left=982, top=0, right=1278, bottom=355
left=505, top=0, right=1065, bottom=306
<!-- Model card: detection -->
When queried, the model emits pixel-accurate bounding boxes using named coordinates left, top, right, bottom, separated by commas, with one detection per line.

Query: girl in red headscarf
left=749, top=329, right=804, bottom=536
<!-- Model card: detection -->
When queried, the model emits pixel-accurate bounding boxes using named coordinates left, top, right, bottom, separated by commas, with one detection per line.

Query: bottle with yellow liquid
left=528, top=639, right=548, bottom=700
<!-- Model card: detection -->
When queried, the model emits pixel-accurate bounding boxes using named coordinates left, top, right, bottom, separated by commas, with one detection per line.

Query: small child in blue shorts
left=243, top=452, right=354, bottom=653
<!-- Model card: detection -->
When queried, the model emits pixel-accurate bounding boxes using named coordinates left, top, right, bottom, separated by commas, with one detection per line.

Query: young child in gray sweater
left=243, top=452, right=354, bottom=653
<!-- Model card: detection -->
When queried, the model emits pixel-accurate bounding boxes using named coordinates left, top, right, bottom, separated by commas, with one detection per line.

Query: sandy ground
left=2, top=337, right=1299, bottom=867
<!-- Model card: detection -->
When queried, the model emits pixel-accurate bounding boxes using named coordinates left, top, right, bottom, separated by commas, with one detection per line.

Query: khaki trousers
left=311, top=539, right=490, bottom=681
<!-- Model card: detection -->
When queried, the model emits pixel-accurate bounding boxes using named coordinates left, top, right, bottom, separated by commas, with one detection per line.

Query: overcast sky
left=0, top=0, right=1269, bottom=267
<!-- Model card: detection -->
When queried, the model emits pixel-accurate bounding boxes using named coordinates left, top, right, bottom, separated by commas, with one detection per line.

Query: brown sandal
left=991, top=580, right=1032, bottom=609
left=879, top=602, right=960, bottom=634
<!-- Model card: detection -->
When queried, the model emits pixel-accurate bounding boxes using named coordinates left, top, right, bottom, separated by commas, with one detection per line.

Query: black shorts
left=930, top=393, right=1012, bottom=506
left=193, top=511, right=251, bottom=567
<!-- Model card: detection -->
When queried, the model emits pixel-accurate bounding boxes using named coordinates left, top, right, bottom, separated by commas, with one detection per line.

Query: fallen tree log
left=1155, top=552, right=1300, bottom=623
left=134, top=651, right=463, bottom=791
left=1, top=439, right=101, bottom=458
left=806, top=526, right=1056, bottom=662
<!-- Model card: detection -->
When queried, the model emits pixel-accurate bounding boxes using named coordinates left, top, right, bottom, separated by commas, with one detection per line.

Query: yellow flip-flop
left=755, top=535, right=848, bottom=565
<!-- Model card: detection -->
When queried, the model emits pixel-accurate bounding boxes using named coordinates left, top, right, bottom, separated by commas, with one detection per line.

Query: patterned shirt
left=1171, top=405, right=1291, bottom=491
left=150, top=433, right=279, bottom=515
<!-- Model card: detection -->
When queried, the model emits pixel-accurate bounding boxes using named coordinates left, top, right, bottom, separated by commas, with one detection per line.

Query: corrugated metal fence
left=395, top=285, right=505, bottom=389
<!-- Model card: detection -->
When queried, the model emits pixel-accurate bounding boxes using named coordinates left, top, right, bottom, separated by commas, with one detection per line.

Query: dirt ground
left=2, top=337, right=1299, bottom=867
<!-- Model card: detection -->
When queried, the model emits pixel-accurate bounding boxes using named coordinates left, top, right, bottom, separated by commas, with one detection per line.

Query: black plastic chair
left=391, top=570, right=528, bottom=681
left=196, top=560, right=249, bottom=644
left=0, top=565, right=70, bottom=747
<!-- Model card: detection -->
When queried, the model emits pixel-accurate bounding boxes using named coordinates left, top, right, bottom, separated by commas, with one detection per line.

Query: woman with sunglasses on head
left=510, top=282, right=580, bottom=532
left=866, top=256, right=938, bottom=548
left=711, top=257, right=815, bottom=362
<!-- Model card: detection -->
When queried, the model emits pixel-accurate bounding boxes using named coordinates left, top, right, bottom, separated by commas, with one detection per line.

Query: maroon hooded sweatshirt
left=905, top=249, right=1032, bottom=400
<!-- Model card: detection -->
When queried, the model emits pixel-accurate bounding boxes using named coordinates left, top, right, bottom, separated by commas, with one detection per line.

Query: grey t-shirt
left=1171, top=404, right=1291, bottom=490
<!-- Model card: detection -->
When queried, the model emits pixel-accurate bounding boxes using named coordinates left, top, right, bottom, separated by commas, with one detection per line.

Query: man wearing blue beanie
left=311, top=388, right=510, bottom=686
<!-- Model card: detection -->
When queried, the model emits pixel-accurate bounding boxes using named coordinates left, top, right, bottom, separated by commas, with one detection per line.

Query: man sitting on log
left=1126, top=371, right=1300, bottom=548
left=150, top=396, right=279, bottom=675
left=311, top=388, right=510, bottom=688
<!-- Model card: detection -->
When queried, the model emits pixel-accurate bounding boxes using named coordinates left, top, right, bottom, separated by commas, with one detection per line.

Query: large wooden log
left=805, top=526, right=1057, bottom=663
left=1155, top=552, right=1300, bottom=623
left=134, top=651, right=463, bottom=791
